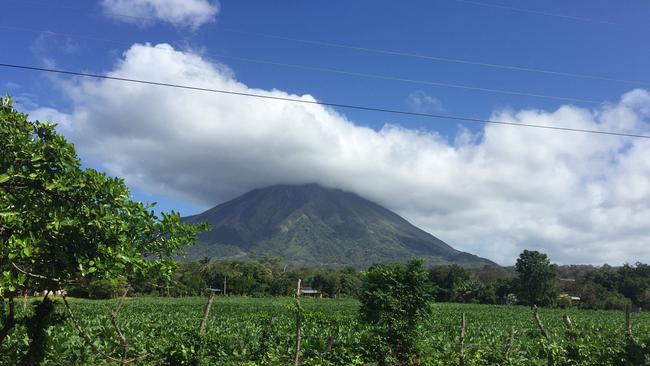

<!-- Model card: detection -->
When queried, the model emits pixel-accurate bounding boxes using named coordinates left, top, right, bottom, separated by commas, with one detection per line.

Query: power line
left=211, top=54, right=601, bottom=104
left=0, top=25, right=603, bottom=104
left=453, top=0, right=618, bottom=25
left=7, top=0, right=644, bottom=86
left=224, top=29, right=644, bottom=86
left=1, top=62, right=648, bottom=139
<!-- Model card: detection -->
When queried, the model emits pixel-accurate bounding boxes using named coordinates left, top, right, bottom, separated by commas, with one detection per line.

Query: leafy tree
left=514, top=250, right=559, bottom=306
left=577, top=281, right=630, bottom=310
left=0, top=97, right=206, bottom=347
left=428, top=264, right=470, bottom=302
left=338, top=266, right=362, bottom=297
left=359, top=258, right=434, bottom=365
left=310, top=271, right=340, bottom=297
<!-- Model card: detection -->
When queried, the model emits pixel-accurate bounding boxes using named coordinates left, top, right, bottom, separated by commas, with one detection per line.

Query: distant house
left=209, top=288, right=223, bottom=295
left=559, top=293, right=580, bottom=302
left=299, top=287, right=320, bottom=297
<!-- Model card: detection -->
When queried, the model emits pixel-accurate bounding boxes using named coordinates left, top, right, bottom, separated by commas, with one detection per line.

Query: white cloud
left=101, top=0, right=219, bottom=29
left=407, top=90, right=445, bottom=113
left=47, top=43, right=650, bottom=266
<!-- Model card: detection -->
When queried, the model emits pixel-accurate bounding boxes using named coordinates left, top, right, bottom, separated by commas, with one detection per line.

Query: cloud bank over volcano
left=39, top=43, right=650, bottom=265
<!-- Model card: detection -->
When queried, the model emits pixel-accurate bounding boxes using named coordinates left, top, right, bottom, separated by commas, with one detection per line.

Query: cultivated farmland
left=2, top=297, right=649, bottom=365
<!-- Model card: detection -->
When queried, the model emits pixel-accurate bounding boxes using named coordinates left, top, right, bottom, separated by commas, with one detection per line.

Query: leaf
left=23, top=246, right=32, bottom=257
left=0, top=173, right=9, bottom=184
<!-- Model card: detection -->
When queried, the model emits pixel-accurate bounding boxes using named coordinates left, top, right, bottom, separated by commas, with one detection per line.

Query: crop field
left=2, top=297, right=649, bottom=365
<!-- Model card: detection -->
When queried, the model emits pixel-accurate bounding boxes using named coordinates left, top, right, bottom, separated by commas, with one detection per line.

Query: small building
left=559, top=293, right=580, bottom=303
left=209, top=288, right=223, bottom=295
left=299, top=287, right=320, bottom=297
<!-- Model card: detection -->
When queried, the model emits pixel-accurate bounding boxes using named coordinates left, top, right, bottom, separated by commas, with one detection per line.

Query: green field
left=2, top=297, right=649, bottom=365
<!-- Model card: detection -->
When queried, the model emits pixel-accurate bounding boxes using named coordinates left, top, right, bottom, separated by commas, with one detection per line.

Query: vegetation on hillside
left=182, top=184, right=495, bottom=268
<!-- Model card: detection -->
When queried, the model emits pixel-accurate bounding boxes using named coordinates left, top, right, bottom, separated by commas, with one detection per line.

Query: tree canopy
left=0, top=96, right=207, bottom=297
left=514, top=250, right=559, bottom=306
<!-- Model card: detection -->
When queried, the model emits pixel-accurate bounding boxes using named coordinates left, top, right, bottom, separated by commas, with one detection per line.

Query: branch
left=61, top=295, right=122, bottom=364
left=111, top=287, right=130, bottom=365
left=63, top=293, right=149, bottom=365
left=11, top=262, right=78, bottom=285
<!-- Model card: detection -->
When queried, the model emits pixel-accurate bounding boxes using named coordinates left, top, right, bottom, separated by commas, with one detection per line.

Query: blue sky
left=2, top=0, right=650, bottom=264
left=4, top=0, right=649, bottom=136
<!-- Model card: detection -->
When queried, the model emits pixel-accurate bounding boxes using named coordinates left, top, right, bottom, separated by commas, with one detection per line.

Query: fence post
left=294, top=278, right=302, bottom=366
left=459, top=312, right=466, bottom=366
left=625, top=304, right=633, bottom=339
left=563, top=314, right=577, bottom=342
left=504, top=326, right=515, bottom=360
left=533, top=305, right=551, bottom=342
left=198, top=290, right=215, bottom=334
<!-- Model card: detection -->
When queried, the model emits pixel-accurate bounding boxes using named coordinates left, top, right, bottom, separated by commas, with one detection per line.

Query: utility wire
left=0, top=25, right=602, bottom=104
left=210, top=54, right=601, bottom=104
left=225, top=29, right=643, bottom=86
left=6, top=0, right=643, bottom=86
left=1, top=62, right=648, bottom=139
left=453, top=0, right=618, bottom=25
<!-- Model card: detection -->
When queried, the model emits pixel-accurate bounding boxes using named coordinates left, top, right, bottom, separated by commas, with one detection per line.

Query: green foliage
left=21, top=297, right=64, bottom=366
left=584, top=263, right=650, bottom=309
left=155, top=258, right=364, bottom=298
left=0, top=96, right=207, bottom=295
left=0, top=297, right=649, bottom=365
left=428, top=264, right=470, bottom=302
left=577, top=282, right=630, bottom=310
left=515, top=250, right=559, bottom=307
left=0, top=96, right=207, bottom=359
left=359, top=258, right=435, bottom=365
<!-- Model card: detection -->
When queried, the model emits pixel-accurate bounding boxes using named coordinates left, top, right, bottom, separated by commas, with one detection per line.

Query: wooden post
left=533, top=305, right=551, bottom=342
left=294, top=278, right=302, bottom=366
left=563, top=314, right=577, bottom=342
left=625, top=304, right=633, bottom=339
left=199, top=290, right=215, bottom=335
left=563, top=314, right=573, bottom=330
left=504, top=326, right=515, bottom=359
left=223, top=276, right=227, bottom=296
left=459, top=312, right=466, bottom=366
left=326, top=336, right=333, bottom=353
left=296, top=278, right=302, bottom=297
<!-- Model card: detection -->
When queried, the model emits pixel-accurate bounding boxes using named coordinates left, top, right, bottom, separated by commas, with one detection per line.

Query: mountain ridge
left=183, top=184, right=496, bottom=268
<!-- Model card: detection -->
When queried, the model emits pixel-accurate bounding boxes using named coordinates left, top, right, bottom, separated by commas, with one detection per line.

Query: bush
left=358, top=258, right=434, bottom=365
